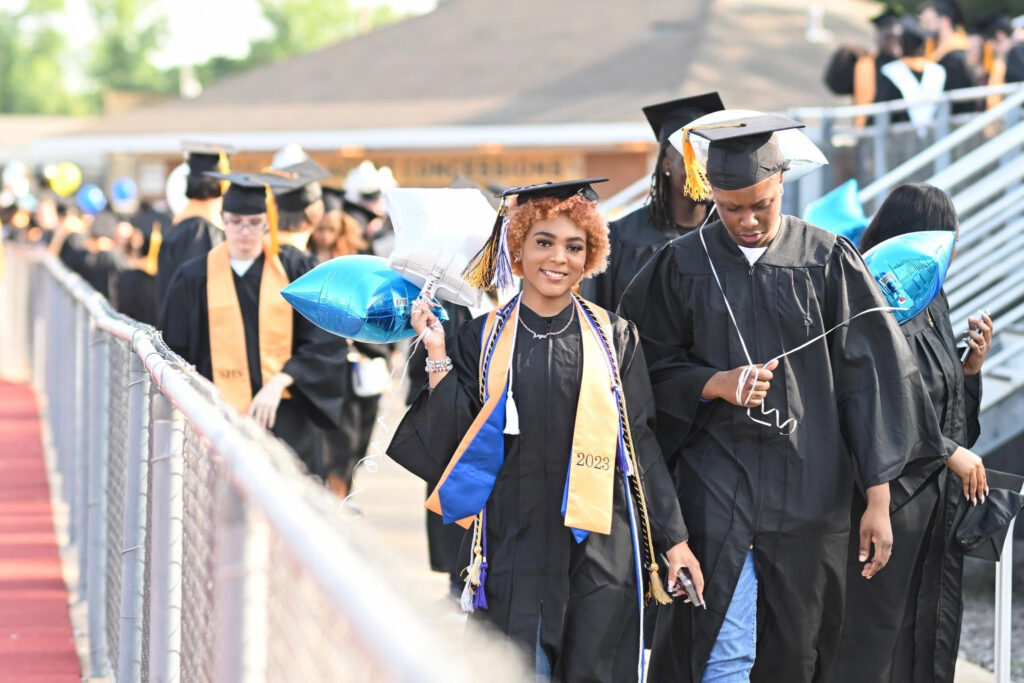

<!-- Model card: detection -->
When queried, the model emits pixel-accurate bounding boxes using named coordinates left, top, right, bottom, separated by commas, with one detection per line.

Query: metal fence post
left=874, top=110, right=891, bottom=184
left=215, top=484, right=270, bottom=682
left=993, top=520, right=1015, bottom=683
left=934, top=101, right=952, bottom=174
left=74, top=301, right=89, bottom=592
left=118, top=350, right=151, bottom=682
left=86, top=322, right=111, bottom=678
left=148, top=391, right=184, bottom=683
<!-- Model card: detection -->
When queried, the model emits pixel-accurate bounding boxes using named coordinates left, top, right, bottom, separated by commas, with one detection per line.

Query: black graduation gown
left=59, top=234, right=128, bottom=299
left=155, top=216, right=224, bottom=313
left=111, top=269, right=158, bottom=326
left=388, top=304, right=687, bottom=682
left=834, top=290, right=982, bottom=683
left=937, top=50, right=976, bottom=114
left=158, top=249, right=347, bottom=475
left=618, top=217, right=946, bottom=683
left=405, top=304, right=476, bottom=577
left=580, top=204, right=697, bottom=312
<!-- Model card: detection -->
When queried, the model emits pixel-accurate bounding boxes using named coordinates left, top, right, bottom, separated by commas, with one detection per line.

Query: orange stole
left=425, top=307, right=516, bottom=529
left=206, top=242, right=293, bottom=412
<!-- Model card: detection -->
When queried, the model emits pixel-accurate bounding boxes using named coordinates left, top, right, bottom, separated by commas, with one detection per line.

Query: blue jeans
left=702, top=550, right=757, bottom=682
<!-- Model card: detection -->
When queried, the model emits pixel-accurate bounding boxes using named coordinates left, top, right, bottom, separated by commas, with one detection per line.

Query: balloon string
left=342, top=297, right=444, bottom=510
left=698, top=215, right=907, bottom=435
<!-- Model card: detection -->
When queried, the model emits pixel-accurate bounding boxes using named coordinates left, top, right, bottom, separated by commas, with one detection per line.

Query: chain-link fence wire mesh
left=104, top=333, right=131, bottom=674
left=180, top=420, right=220, bottom=683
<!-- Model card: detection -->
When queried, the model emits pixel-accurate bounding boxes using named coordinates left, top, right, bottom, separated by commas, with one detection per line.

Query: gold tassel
left=144, top=220, right=162, bottom=276
left=265, top=186, right=280, bottom=258
left=648, top=565, right=673, bottom=606
left=217, top=151, right=231, bottom=194
left=984, top=42, right=995, bottom=75
left=462, top=198, right=507, bottom=291
left=681, top=128, right=711, bottom=202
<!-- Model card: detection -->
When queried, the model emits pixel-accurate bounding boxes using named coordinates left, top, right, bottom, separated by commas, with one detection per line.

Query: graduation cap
left=977, top=13, right=1014, bottom=40
left=182, top=140, right=235, bottom=177
left=957, top=469, right=1024, bottom=562
left=203, top=169, right=296, bottom=256
left=321, top=186, right=345, bottom=213
left=463, top=178, right=608, bottom=290
left=871, top=9, right=901, bottom=29
left=641, top=92, right=726, bottom=143
left=271, top=159, right=330, bottom=213
left=680, top=114, right=804, bottom=198
left=926, top=0, right=964, bottom=26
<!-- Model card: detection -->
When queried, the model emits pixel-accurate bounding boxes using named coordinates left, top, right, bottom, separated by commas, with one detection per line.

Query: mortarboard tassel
left=460, top=512, right=486, bottom=612
left=504, top=388, right=520, bottom=435
left=217, top=151, right=231, bottom=194
left=144, top=221, right=162, bottom=276
left=681, top=128, right=712, bottom=202
left=463, top=199, right=514, bottom=291
left=265, top=185, right=280, bottom=258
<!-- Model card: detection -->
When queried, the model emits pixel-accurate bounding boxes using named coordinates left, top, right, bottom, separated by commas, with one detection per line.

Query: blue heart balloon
left=281, top=254, right=448, bottom=343
left=863, top=231, right=956, bottom=325
left=803, top=178, right=870, bottom=245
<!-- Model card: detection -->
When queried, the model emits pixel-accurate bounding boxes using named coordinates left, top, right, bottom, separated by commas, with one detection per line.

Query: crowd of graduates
left=3, top=6, right=1023, bottom=675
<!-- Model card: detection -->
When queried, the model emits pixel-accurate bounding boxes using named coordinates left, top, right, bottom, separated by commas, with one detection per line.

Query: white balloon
left=2, top=160, right=28, bottom=186
left=164, top=162, right=190, bottom=218
left=385, top=187, right=498, bottom=308
left=668, top=108, right=827, bottom=183
left=272, top=143, right=309, bottom=169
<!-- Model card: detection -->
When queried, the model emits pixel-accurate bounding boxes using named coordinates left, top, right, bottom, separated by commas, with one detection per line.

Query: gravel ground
left=959, top=592, right=1024, bottom=681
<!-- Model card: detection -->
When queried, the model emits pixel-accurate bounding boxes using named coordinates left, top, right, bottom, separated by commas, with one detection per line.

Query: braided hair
left=646, top=141, right=674, bottom=228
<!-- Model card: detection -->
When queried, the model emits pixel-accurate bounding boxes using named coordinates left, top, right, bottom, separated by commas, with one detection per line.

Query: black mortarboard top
left=321, top=187, right=345, bottom=213
left=462, top=178, right=608, bottom=291
left=958, top=469, right=1024, bottom=562
left=683, top=115, right=803, bottom=195
left=871, top=9, right=901, bottom=28
left=927, top=0, right=964, bottom=26
left=501, top=177, right=609, bottom=205
left=642, top=92, right=726, bottom=143
left=183, top=140, right=235, bottom=176
left=270, top=159, right=330, bottom=212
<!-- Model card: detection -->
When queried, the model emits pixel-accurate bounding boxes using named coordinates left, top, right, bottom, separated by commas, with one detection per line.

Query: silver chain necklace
left=519, top=305, right=576, bottom=340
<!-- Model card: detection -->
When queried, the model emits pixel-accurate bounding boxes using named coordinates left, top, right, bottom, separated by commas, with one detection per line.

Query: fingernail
left=859, top=554, right=867, bottom=562
left=981, top=495, right=986, bottom=505
left=973, top=497, right=977, bottom=506
left=986, top=486, right=990, bottom=496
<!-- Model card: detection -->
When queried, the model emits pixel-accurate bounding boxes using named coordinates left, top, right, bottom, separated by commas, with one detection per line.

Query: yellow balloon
left=51, top=161, right=82, bottom=197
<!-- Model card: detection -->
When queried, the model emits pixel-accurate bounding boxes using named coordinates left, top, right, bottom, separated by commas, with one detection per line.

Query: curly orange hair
left=505, top=195, right=609, bottom=279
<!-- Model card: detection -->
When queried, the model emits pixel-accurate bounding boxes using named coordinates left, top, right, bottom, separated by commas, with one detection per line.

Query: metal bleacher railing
left=0, top=245, right=529, bottom=683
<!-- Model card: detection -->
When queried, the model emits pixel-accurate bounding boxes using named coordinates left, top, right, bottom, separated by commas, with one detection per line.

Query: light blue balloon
left=75, top=184, right=107, bottom=215
left=281, top=255, right=448, bottom=343
left=803, top=178, right=869, bottom=245
left=863, top=230, right=955, bottom=325
left=110, top=177, right=138, bottom=202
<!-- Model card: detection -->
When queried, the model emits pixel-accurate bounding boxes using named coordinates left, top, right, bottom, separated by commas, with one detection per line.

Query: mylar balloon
left=50, top=162, right=83, bottom=197
left=281, top=255, right=448, bottom=343
left=385, top=187, right=497, bottom=308
left=110, top=177, right=138, bottom=202
left=802, top=179, right=869, bottom=245
left=75, top=184, right=107, bottom=215
left=164, top=163, right=189, bottom=218
left=670, top=108, right=828, bottom=183
left=863, top=230, right=955, bottom=325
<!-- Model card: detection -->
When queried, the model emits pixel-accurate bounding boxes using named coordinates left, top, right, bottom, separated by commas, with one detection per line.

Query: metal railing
left=0, top=245, right=529, bottom=683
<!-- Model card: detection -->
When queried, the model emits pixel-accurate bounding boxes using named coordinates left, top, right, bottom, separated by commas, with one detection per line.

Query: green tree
left=194, top=0, right=396, bottom=86
left=0, top=0, right=84, bottom=114
left=88, top=0, right=175, bottom=95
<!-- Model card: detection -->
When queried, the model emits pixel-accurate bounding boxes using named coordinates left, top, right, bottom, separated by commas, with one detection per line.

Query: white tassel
left=460, top=577, right=476, bottom=613
left=460, top=552, right=483, bottom=613
left=504, top=390, right=520, bottom=435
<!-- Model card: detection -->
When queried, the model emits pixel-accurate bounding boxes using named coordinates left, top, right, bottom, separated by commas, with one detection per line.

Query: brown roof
left=74, top=0, right=876, bottom=137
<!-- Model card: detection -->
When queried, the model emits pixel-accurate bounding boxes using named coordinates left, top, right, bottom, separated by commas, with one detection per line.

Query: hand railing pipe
left=85, top=323, right=111, bottom=678
left=790, top=81, right=1024, bottom=120
left=993, top=516, right=1015, bottom=683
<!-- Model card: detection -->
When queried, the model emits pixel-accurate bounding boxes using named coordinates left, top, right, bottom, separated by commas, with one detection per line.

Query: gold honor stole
left=426, top=296, right=619, bottom=535
left=206, top=241, right=293, bottom=412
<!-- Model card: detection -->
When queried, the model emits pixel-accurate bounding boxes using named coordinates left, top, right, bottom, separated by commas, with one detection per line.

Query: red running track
left=0, top=382, right=79, bottom=682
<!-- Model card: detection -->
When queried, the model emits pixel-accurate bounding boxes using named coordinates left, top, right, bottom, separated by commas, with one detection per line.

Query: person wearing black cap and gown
left=870, top=17, right=948, bottom=127
left=831, top=10, right=902, bottom=119
left=920, top=0, right=975, bottom=112
left=581, top=92, right=724, bottom=311
left=272, top=158, right=328, bottom=256
left=158, top=168, right=347, bottom=476
left=618, top=116, right=947, bottom=682
left=156, top=142, right=234, bottom=312
left=389, top=178, right=698, bottom=682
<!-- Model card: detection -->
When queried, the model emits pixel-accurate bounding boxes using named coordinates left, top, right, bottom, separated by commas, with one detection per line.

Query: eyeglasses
left=224, top=216, right=268, bottom=234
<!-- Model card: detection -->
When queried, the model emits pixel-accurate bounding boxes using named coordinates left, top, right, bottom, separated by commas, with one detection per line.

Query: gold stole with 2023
left=206, top=241, right=293, bottom=412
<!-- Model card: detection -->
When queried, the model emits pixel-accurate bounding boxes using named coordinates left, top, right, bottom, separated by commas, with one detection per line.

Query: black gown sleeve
left=963, top=373, right=982, bottom=449
left=387, top=317, right=484, bottom=486
left=157, top=264, right=203, bottom=364
left=617, top=243, right=718, bottom=461
left=278, top=250, right=348, bottom=429
left=614, top=317, right=688, bottom=552
left=823, top=237, right=946, bottom=492
left=580, top=230, right=619, bottom=311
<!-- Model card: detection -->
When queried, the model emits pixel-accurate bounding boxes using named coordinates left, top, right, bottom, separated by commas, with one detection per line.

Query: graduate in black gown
left=156, top=142, right=234, bottom=312
left=110, top=223, right=160, bottom=325
left=920, top=1, right=975, bottom=113
left=159, top=169, right=346, bottom=476
left=53, top=211, right=128, bottom=299
left=389, top=179, right=700, bottom=682
left=619, top=117, right=947, bottom=683
left=832, top=184, right=1003, bottom=683
left=581, top=92, right=724, bottom=311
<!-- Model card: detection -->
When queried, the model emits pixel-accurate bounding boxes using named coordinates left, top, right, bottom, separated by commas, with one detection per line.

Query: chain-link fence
left=0, top=245, right=530, bottom=682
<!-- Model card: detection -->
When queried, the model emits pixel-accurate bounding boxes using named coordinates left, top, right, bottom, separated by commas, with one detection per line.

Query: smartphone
left=660, top=553, right=705, bottom=609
